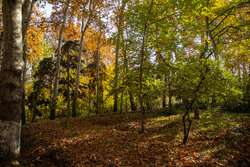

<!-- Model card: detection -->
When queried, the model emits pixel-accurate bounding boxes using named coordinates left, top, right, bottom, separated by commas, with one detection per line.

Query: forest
left=0, top=0, right=249, bottom=166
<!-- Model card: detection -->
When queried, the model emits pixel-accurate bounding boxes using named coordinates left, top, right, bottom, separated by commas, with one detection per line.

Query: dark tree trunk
left=194, top=109, right=200, bottom=120
left=95, top=27, right=102, bottom=114
left=122, top=24, right=136, bottom=113
left=129, top=91, right=136, bottom=111
left=162, top=94, right=166, bottom=109
left=120, top=91, right=124, bottom=113
left=243, top=72, right=250, bottom=104
left=146, top=99, right=151, bottom=111
left=88, top=78, right=92, bottom=115
left=211, top=95, right=216, bottom=108
left=31, top=83, right=42, bottom=123
left=139, top=29, right=146, bottom=133
left=125, top=92, right=128, bottom=112
left=168, top=80, right=172, bottom=110
left=169, top=95, right=172, bottom=109
left=21, top=45, right=27, bottom=125
left=183, top=108, right=192, bottom=144
left=139, top=0, right=154, bottom=133
left=67, top=65, right=70, bottom=115
left=101, top=80, right=104, bottom=112
left=193, top=103, right=199, bottom=120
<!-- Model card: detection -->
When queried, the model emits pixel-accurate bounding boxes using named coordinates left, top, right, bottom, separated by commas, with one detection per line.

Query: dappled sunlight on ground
left=21, top=110, right=249, bottom=166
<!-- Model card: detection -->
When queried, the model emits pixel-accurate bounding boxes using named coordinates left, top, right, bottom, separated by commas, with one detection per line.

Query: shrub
left=173, top=103, right=185, bottom=109
left=223, top=103, right=249, bottom=113
left=198, top=103, right=211, bottom=110
left=160, top=108, right=178, bottom=115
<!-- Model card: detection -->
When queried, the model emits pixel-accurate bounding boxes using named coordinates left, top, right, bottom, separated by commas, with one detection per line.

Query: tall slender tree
left=113, top=0, right=128, bottom=112
left=139, top=0, right=153, bottom=133
left=95, top=26, right=102, bottom=114
left=50, top=1, right=69, bottom=120
left=72, top=0, right=95, bottom=117
left=21, top=0, right=35, bottom=125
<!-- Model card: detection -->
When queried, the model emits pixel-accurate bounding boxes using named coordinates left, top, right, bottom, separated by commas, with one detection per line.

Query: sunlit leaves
left=26, top=3, right=48, bottom=64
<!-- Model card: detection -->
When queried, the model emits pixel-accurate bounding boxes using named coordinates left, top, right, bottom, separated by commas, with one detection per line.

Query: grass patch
left=203, top=148, right=226, bottom=154
left=152, top=116, right=171, bottom=123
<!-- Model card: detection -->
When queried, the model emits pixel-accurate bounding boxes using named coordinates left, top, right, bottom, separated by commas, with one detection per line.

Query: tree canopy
left=0, top=0, right=249, bottom=165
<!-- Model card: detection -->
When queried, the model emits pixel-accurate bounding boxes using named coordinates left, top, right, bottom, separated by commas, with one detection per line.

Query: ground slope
left=20, top=110, right=249, bottom=166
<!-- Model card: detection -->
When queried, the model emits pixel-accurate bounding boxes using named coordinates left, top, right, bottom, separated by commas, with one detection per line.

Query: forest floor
left=20, top=109, right=249, bottom=167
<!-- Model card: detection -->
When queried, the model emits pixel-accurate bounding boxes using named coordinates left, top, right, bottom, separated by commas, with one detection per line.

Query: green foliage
left=24, top=0, right=248, bottom=118
left=27, top=57, right=55, bottom=120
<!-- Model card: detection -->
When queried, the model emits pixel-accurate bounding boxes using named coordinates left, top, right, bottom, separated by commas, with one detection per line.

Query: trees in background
left=0, top=2, right=248, bottom=162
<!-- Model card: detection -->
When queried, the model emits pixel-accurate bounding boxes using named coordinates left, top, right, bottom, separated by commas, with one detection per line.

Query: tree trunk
left=0, top=0, right=24, bottom=164
left=67, top=65, right=70, bottom=116
left=72, top=0, right=93, bottom=117
left=139, top=0, right=154, bottom=133
left=193, top=102, right=199, bottom=119
left=162, top=93, right=166, bottom=109
left=123, top=28, right=136, bottom=112
left=139, top=29, right=146, bottom=133
left=129, top=92, right=136, bottom=111
left=125, top=92, right=128, bottom=112
left=88, top=77, right=92, bottom=115
left=194, top=109, right=200, bottom=120
left=169, top=95, right=172, bottom=109
left=72, top=16, right=89, bottom=117
left=243, top=72, right=250, bottom=104
left=50, top=4, right=68, bottom=120
left=31, top=83, right=42, bottom=123
left=22, top=0, right=35, bottom=44
left=181, top=14, right=211, bottom=143
left=120, top=91, right=124, bottom=113
left=0, top=32, right=3, bottom=72
left=100, top=79, right=104, bottom=112
left=95, top=28, right=102, bottom=114
left=168, top=76, right=172, bottom=110
left=113, top=17, right=121, bottom=113
left=183, top=109, right=192, bottom=144
left=21, top=42, right=28, bottom=125
left=113, top=0, right=128, bottom=113
left=21, top=0, right=34, bottom=125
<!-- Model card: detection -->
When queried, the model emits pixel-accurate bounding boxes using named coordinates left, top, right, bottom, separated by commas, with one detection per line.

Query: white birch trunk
left=72, top=17, right=89, bottom=117
left=72, top=0, right=93, bottom=116
left=0, top=0, right=23, bottom=164
left=50, top=3, right=69, bottom=120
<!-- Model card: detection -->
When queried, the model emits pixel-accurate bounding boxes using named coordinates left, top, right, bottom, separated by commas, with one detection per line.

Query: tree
left=0, top=0, right=34, bottom=165
left=113, top=0, right=128, bottom=112
left=60, top=40, right=79, bottom=115
left=50, top=1, right=69, bottom=120
left=72, top=0, right=99, bottom=117
left=138, top=0, right=154, bottom=133
left=95, top=26, right=102, bottom=114
left=28, top=57, right=54, bottom=122
left=21, top=0, right=35, bottom=125
left=71, top=17, right=86, bottom=117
